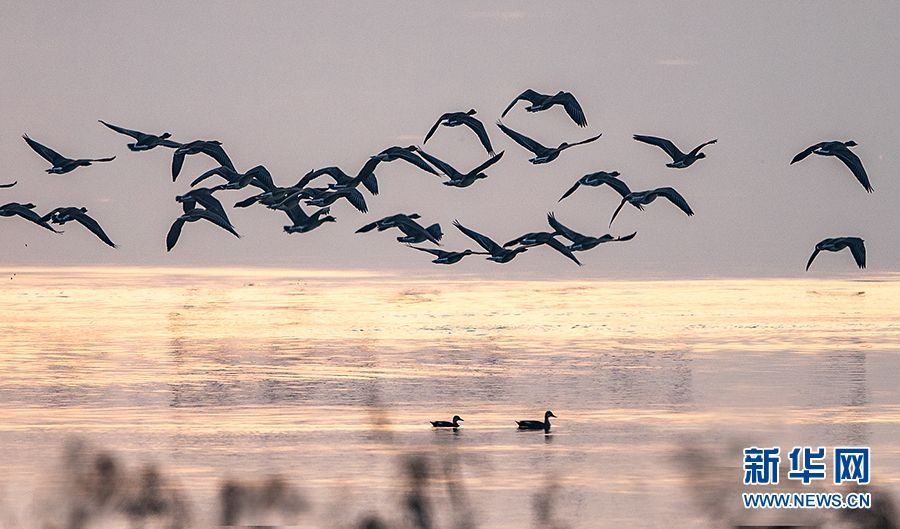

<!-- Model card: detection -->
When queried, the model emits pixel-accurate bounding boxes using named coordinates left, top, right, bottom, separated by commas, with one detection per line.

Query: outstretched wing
left=500, top=89, right=546, bottom=118
left=558, top=181, right=582, bottom=202
left=654, top=187, right=694, bottom=216
left=547, top=212, right=585, bottom=242
left=395, top=149, right=439, bottom=175
left=458, top=115, right=495, bottom=155
left=609, top=198, right=629, bottom=227
left=415, top=149, right=460, bottom=178
left=10, top=204, right=61, bottom=232
left=423, top=114, right=447, bottom=144
left=469, top=151, right=504, bottom=175
left=496, top=121, right=547, bottom=155
left=197, top=209, right=240, bottom=237
left=546, top=236, right=582, bottom=266
left=791, top=142, right=826, bottom=165
left=282, top=197, right=312, bottom=225
left=397, top=217, right=440, bottom=244
left=687, top=139, right=717, bottom=157
left=342, top=189, right=368, bottom=213
left=166, top=218, right=187, bottom=251
left=73, top=210, right=116, bottom=248
left=847, top=238, right=866, bottom=269
left=408, top=245, right=443, bottom=258
left=98, top=120, right=143, bottom=140
left=171, top=151, right=186, bottom=181
left=502, top=234, right=527, bottom=248
left=191, top=166, right=232, bottom=187
left=453, top=220, right=501, bottom=254
left=200, top=143, right=235, bottom=170
left=833, top=147, right=873, bottom=193
left=805, top=247, right=821, bottom=271
left=0, top=181, right=16, bottom=188
left=548, top=92, right=587, bottom=127
left=193, top=192, right=230, bottom=223
left=565, top=134, right=602, bottom=148
left=23, top=135, right=68, bottom=165
left=247, top=165, right=274, bottom=191
left=597, top=174, right=632, bottom=198
left=633, top=135, right=683, bottom=161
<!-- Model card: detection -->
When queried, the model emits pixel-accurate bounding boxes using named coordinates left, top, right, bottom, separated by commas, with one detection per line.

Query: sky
left=1, top=1, right=898, bottom=278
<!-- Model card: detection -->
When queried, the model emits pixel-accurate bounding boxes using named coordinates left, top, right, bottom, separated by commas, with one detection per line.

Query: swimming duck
left=609, top=187, right=694, bottom=227
left=416, top=149, right=505, bottom=188
left=191, top=165, right=275, bottom=192
left=23, top=135, right=116, bottom=174
left=558, top=171, right=630, bottom=202
left=0, top=202, right=60, bottom=232
left=42, top=207, right=116, bottom=247
left=503, top=229, right=581, bottom=266
left=454, top=221, right=528, bottom=263
left=633, top=134, right=716, bottom=168
left=166, top=209, right=239, bottom=251
left=516, top=411, right=556, bottom=431
left=408, top=246, right=487, bottom=264
left=98, top=120, right=181, bottom=151
left=806, top=237, right=866, bottom=271
left=791, top=140, right=872, bottom=192
left=424, top=109, right=495, bottom=155
left=547, top=212, right=635, bottom=252
left=430, top=415, right=464, bottom=428
left=171, top=140, right=234, bottom=181
left=501, top=90, right=587, bottom=127
left=496, top=121, right=600, bottom=164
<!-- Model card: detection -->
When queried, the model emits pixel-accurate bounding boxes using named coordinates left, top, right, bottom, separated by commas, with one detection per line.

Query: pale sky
left=1, top=1, right=898, bottom=278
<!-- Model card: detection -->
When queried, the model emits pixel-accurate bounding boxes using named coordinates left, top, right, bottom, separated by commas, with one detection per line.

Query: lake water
left=1, top=267, right=899, bottom=528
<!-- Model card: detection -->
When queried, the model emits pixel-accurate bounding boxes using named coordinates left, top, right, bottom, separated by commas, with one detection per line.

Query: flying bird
left=416, top=149, right=505, bottom=188
left=503, top=228, right=582, bottom=266
left=407, top=246, right=487, bottom=265
left=166, top=209, right=239, bottom=251
left=176, top=187, right=231, bottom=225
left=0, top=202, right=60, bottom=232
left=23, top=135, right=116, bottom=174
left=294, top=165, right=379, bottom=196
left=430, top=415, right=464, bottom=428
left=424, top=109, right=494, bottom=154
left=516, top=410, right=556, bottom=431
left=558, top=171, right=630, bottom=202
left=191, top=165, right=274, bottom=192
left=42, top=207, right=116, bottom=247
left=609, top=187, right=694, bottom=227
left=367, top=146, right=439, bottom=175
left=280, top=200, right=336, bottom=234
left=171, top=140, right=234, bottom=181
left=299, top=187, right=368, bottom=214
left=501, top=89, right=587, bottom=127
left=806, top=237, right=866, bottom=271
left=547, top=212, right=635, bottom=252
left=98, top=120, right=181, bottom=151
left=632, top=134, right=716, bottom=168
left=791, top=140, right=872, bottom=193
left=496, top=121, right=600, bottom=164
left=453, top=220, right=528, bottom=263
left=0, top=181, right=15, bottom=188
left=358, top=215, right=442, bottom=244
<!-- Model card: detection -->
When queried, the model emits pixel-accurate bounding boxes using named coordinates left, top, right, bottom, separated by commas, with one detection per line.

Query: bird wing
left=86, top=156, right=116, bottom=163
left=247, top=165, right=275, bottom=190
left=356, top=220, right=380, bottom=233
left=564, top=134, right=602, bottom=149
left=469, top=151, right=505, bottom=175
left=234, top=194, right=261, bottom=208
left=408, top=245, right=444, bottom=258
left=458, top=114, right=495, bottom=154
left=609, top=198, right=629, bottom=227
left=805, top=247, right=821, bottom=271
left=617, top=232, right=638, bottom=242
left=500, top=89, right=546, bottom=117
left=166, top=217, right=186, bottom=251
left=342, top=189, right=368, bottom=213
left=98, top=120, right=143, bottom=140
left=397, top=217, right=440, bottom=244
left=549, top=92, right=587, bottom=127
left=197, top=209, right=240, bottom=237
left=423, top=114, right=446, bottom=144
left=10, top=204, right=61, bottom=232
left=193, top=192, right=230, bottom=223
left=502, top=235, right=527, bottom=247
left=546, top=236, right=582, bottom=266
left=72, top=210, right=116, bottom=248
left=546, top=212, right=585, bottom=241
left=654, top=187, right=694, bottom=216
left=171, top=152, right=186, bottom=181
left=496, top=121, right=547, bottom=155
left=200, top=143, right=235, bottom=170
left=791, top=142, right=827, bottom=164
left=415, top=149, right=460, bottom=178
left=453, top=220, right=501, bottom=254
left=23, top=135, right=68, bottom=165
left=282, top=198, right=312, bottom=225
left=832, top=146, right=873, bottom=192
left=190, top=166, right=231, bottom=187
left=558, top=181, right=582, bottom=202
left=0, top=181, right=16, bottom=188
left=847, top=238, right=866, bottom=269
left=599, top=174, right=632, bottom=198
left=687, top=139, right=717, bottom=157
left=395, top=150, right=439, bottom=175
left=633, top=135, right=683, bottom=160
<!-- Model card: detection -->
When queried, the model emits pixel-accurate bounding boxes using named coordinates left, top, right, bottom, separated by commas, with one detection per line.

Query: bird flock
left=3, top=88, right=874, bottom=270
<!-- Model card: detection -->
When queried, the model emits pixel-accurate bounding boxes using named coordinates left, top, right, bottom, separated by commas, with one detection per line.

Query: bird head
left=696, top=153, right=707, bottom=159
left=79, top=207, right=88, bottom=213
left=609, top=171, right=621, bottom=177
left=545, top=410, right=557, bottom=419
left=322, top=215, right=337, bottom=223
left=160, top=133, right=172, bottom=139
left=405, top=145, right=418, bottom=151
left=466, top=109, right=477, bottom=115
left=407, top=213, right=422, bottom=220
left=845, top=140, right=858, bottom=147
left=558, top=142, right=570, bottom=149
left=452, top=415, right=463, bottom=422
